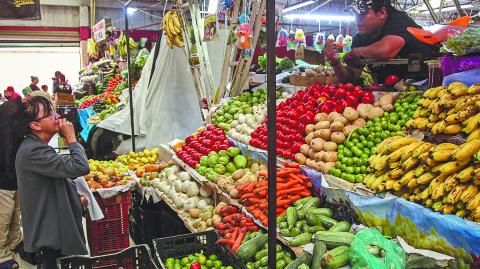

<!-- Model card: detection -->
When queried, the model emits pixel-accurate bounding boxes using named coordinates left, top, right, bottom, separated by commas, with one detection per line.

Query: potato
left=325, top=162, right=336, bottom=171
left=316, top=129, right=331, bottom=140
left=314, top=113, right=329, bottom=122
left=382, top=104, right=394, bottom=112
left=331, top=132, right=346, bottom=144
left=250, top=163, right=259, bottom=173
left=311, top=138, right=325, bottom=151
left=352, top=118, right=366, bottom=127
left=229, top=189, right=239, bottom=198
left=315, top=121, right=330, bottom=130
left=308, top=149, right=316, bottom=159
left=314, top=151, right=325, bottom=162
left=343, top=125, right=359, bottom=136
left=190, top=208, right=202, bottom=218
left=300, top=144, right=310, bottom=155
left=327, top=112, right=342, bottom=123
left=343, top=107, right=359, bottom=121
left=324, top=141, right=338, bottom=152
left=232, top=169, right=246, bottom=180
left=295, top=153, right=307, bottom=164
left=226, top=184, right=236, bottom=193
left=305, top=124, right=315, bottom=134
left=374, top=101, right=380, bottom=107
left=314, top=161, right=328, bottom=173
left=305, top=158, right=315, bottom=168
left=330, top=121, right=344, bottom=132
left=305, top=133, right=315, bottom=144
left=334, top=116, right=348, bottom=125
left=357, top=103, right=373, bottom=119
left=324, top=151, right=338, bottom=162
left=259, top=164, right=267, bottom=171
left=379, top=93, right=394, bottom=109
left=368, top=107, right=384, bottom=119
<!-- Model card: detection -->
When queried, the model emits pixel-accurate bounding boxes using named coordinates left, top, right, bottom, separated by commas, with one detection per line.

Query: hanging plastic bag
left=203, top=14, right=218, bottom=41
left=344, top=35, right=353, bottom=53
left=277, top=28, right=289, bottom=47
left=287, top=31, right=297, bottom=51
left=295, top=28, right=306, bottom=46
left=350, top=228, right=406, bottom=269
left=336, top=34, right=344, bottom=53
left=313, top=32, right=325, bottom=52
left=235, top=23, right=252, bottom=49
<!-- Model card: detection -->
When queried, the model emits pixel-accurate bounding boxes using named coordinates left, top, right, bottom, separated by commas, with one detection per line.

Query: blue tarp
left=77, top=106, right=96, bottom=141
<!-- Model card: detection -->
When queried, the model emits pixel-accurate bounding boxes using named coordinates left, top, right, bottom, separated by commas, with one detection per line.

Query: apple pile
left=176, top=125, right=232, bottom=168
left=249, top=83, right=374, bottom=160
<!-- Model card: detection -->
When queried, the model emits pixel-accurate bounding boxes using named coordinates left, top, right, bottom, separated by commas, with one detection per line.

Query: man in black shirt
left=324, top=0, right=435, bottom=84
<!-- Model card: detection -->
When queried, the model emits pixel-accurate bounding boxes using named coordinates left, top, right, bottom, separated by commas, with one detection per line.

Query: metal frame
left=123, top=0, right=136, bottom=152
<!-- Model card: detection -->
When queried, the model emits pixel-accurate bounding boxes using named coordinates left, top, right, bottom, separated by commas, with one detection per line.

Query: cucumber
left=293, top=197, right=314, bottom=208
left=322, top=246, right=350, bottom=269
left=285, top=252, right=313, bottom=269
left=279, top=222, right=288, bottom=229
left=288, top=232, right=312, bottom=247
left=260, top=255, right=268, bottom=267
left=237, top=234, right=268, bottom=260
left=298, top=264, right=310, bottom=269
left=328, top=221, right=351, bottom=232
left=297, top=209, right=307, bottom=220
left=307, top=225, right=325, bottom=233
left=312, top=238, right=327, bottom=269
left=295, top=220, right=307, bottom=229
left=286, top=207, right=298, bottom=229
left=255, top=249, right=268, bottom=261
left=277, top=213, right=287, bottom=223
left=280, top=227, right=301, bottom=237
left=307, top=214, right=338, bottom=228
left=299, top=197, right=321, bottom=211
left=307, top=208, right=334, bottom=217
left=277, top=259, right=287, bottom=269
left=315, top=231, right=355, bottom=248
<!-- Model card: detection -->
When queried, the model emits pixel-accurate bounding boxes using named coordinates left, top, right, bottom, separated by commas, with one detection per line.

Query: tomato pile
left=78, top=77, right=123, bottom=109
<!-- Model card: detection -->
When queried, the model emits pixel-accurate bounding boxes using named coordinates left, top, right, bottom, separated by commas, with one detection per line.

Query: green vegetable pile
left=197, top=147, right=250, bottom=181
left=444, top=28, right=480, bottom=56
left=163, top=252, right=233, bottom=269
left=329, top=94, right=420, bottom=183
left=257, top=53, right=295, bottom=73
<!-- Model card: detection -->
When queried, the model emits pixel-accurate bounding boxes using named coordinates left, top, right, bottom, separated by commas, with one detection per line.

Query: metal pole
left=266, top=0, right=276, bottom=267
left=124, top=0, right=136, bottom=152
left=451, top=0, right=467, bottom=16
left=422, top=0, right=440, bottom=23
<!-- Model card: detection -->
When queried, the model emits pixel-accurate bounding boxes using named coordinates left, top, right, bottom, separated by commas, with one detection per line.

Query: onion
left=186, top=181, right=200, bottom=197
left=174, top=180, right=183, bottom=192
left=178, top=171, right=190, bottom=181
left=183, top=198, right=197, bottom=211
left=197, top=199, right=208, bottom=209
left=199, top=185, right=212, bottom=198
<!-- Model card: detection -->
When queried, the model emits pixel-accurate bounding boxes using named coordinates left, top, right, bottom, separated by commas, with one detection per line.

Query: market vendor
left=324, top=0, right=435, bottom=84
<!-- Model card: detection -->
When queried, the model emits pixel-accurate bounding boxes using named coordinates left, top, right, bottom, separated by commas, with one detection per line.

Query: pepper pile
left=214, top=205, right=259, bottom=253
left=236, top=163, right=312, bottom=226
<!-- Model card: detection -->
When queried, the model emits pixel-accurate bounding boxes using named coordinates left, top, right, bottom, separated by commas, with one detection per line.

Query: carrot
left=277, top=199, right=291, bottom=207
left=259, top=180, right=268, bottom=187
left=258, top=190, right=267, bottom=197
left=258, top=171, right=268, bottom=178
left=277, top=168, right=301, bottom=173
left=276, top=171, right=291, bottom=178
left=254, top=186, right=267, bottom=194
left=297, top=191, right=311, bottom=197
left=247, top=225, right=259, bottom=232
left=232, top=228, right=246, bottom=253
left=216, top=239, right=234, bottom=246
left=284, top=162, right=300, bottom=168
left=241, top=193, right=256, bottom=199
left=277, top=180, right=301, bottom=190
left=277, top=186, right=308, bottom=196
left=246, top=198, right=260, bottom=204
left=252, top=210, right=263, bottom=219
left=289, top=195, right=302, bottom=201
left=289, top=173, right=306, bottom=184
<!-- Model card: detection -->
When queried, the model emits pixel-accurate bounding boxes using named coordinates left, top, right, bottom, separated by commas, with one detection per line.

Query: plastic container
left=58, top=244, right=159, bottom=269
left=87, top=192, right=132, bottom=256
left=152, top=230, right=247, bottom=269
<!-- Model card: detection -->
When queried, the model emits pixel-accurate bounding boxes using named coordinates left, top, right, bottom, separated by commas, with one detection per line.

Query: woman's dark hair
left=24, top=96, right=54, bottom=124
left=144, top=40, right=153, bottom=51
left=372, top=0, right=397, bottom=14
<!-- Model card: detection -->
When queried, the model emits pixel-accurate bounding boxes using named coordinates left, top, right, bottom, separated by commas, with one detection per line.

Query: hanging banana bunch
left=87, top=38, right=98, bottom=57
left=117, top=33, right=138, bottom=58
left=162, top=10, right=185, bottom=48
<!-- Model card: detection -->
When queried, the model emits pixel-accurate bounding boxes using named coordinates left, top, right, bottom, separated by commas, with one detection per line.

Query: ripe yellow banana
left=446, top=184, right=468, bottom=204
left=467, top=83, right=480, bottom=94
left=456, top=165, right=475, bottom=182
left=415, top=165, right=427, bottom=177
left=388, top=168, right=404, bottom=179
left=452, top=139, right=480, bottom=161
left=431, top=149, right=454, bottom=162
left=462, top=112, right=480, bottom=134
left=444, top=174, right=459, bottom=192
left=443, top=123, right=463, bottom=134
left=431, top=120, right=447, bottom=134
left=467, top=128, right=480, bottom=142
left=399, top=170, right=415, bottom=185
left=424, top=86, right=446, bottom=99
left=412, top=143, right=433, bottom=158
left=460, top=184, right=479, bottom=203
left=438, top=159, right=471, bottom=175
left=372, top=155, right=388, bottom=171
left=387, top=146, right=409, bottom=163
left=401, top=141, right=424, bottom=161
left=432, top=201, right=444, bottom=211
left=456, top=209, right=468, bottom=218
left=466, top=192, right=480, bottom=211
left=376, top=136, right=400, bottom=154
left=432, top=143, right=458, bottom=152
left=402, top=156, right=419, bottom=170
left=447, top=82, right=468, bottom=96
left=417, top=172, right=436, bottom=185
left=442, top=204, right=456, bottom=214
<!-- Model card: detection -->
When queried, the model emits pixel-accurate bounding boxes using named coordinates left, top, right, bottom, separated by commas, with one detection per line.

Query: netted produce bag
left=350, top=228, right=406, bottom=269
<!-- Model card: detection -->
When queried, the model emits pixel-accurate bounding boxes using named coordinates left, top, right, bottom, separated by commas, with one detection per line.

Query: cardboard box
left=54, top=92, right=76, bottom=106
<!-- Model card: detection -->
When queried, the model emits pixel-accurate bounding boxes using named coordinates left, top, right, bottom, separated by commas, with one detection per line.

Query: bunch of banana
left=117, top=34, right=138, bottom=58
left=87, top=38, right=98, bottom=57
left=409, top=82, right=480, bottom=135
left=162, top=11, right=184, bottom=48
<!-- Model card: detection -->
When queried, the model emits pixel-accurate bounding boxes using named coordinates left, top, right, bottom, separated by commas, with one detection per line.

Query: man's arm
left=351, top=35, right=405, bottom=60
left=332, top=64, right=363, bottom=84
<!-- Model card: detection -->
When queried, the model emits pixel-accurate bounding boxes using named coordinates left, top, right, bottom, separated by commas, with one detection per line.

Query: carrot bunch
left=215, top=205, right=259, bottom=253
left=236, top=162, right=312, bottom=226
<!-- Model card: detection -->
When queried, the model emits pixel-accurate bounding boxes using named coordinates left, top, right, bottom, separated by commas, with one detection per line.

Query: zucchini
left=307, top=225, right=325, bottom=233
left=298, top=264, right=310, bottom=269
left=280, top=227, right=301, bottom=237
left=294, top=196, right=314, bottom=208
left=297, top=197, right=321, bottom=211
left=255, top=249, right=268, bottom=261
left=315, top=231, right=354, bottom=248
left=276, top=259, right=287, bottom=269
left=277, top=213, right=287, bottom=223
left=312, top=238, right=327, bottom=269
left=286, top=207, right=298, bottom=229
left=307, top=214, right=338, bottom=228
left=322, top=246, right=350, bottom=269
left=288, top=232, right=312, bottom=247
left=295, top=220, right=307, bottom=229
left=328, top=221, right=351, bottom=232
left=237, top=234, right=268, bottom=260
left=285, top=252, right=313, bottom=269
left=279, top=221, right=288, bottom=229
left=307, top=208, right=333, bottom=217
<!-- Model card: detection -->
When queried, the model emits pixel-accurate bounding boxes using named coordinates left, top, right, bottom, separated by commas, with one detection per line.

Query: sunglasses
left=34, top=110, right=60, bottom=122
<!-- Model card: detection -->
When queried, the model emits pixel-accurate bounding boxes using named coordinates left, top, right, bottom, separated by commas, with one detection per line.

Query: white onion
left=178, top=171, right=190, bottom=181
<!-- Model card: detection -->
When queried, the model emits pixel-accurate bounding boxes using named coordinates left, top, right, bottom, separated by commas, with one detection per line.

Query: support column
left=79, top=5, right=90, bottom=67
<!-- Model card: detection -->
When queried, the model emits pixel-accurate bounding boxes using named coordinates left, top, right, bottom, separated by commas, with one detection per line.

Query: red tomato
left=384, top=74, right=399, bottom=86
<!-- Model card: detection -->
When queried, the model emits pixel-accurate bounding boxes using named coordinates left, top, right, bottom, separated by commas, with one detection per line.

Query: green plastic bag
left=350, top=228, right=406, bottom=269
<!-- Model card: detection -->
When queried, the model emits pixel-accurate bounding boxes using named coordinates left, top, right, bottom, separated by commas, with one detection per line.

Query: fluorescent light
left=207, top=0, right=219, bottom=14
left=420, top=4, right=473, bottom=14
left=127, top=7, right=137, bottom=14
left=284, top=14, right=355, bottom=22
left=282, top=0, right=316, bottom=13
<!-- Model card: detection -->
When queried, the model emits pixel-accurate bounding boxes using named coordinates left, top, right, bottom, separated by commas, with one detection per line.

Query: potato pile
left=295, top=100, right=393, bottom=173
left=213, top=163, right=267, bottom=199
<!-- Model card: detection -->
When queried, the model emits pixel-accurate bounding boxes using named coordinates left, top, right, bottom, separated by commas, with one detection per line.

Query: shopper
left=324, top=0, right=435, bottom=84
left=3, top=87, right=20, bottom=101
left=0, top=95, right=27, bottom=269
left=53, top=74, right=73, bottom=95
left=22, top=76, right=40, bottom=97
left=41, top=85, right=48, bottom=93
left=15, top=96, right=89, bottom=269
left=52, top=71, right=62, bottom=90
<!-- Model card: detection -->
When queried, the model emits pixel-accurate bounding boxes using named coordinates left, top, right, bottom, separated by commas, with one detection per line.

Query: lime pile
left=329, top=94, right=420, bottom=183
left=164, top=253, right=234, bottom=269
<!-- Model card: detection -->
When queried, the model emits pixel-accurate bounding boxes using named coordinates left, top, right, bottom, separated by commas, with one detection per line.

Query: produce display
left=213, top=163, right=268, bottom=199
left=116, top=148, right=160, bottom=169
left=249, top=83, right=375, bottom=159
left=295, top=94, right=395, bottom=174
left=86, top=160, right=133, bottom=189
left=329, top=93, right=419, bottom=183
left=444, top=27, right=480, bottom=56
left=289, top=66, right=337, bottom=86
left=196, top=147, right=250, bottom=181
left=257, top=54, right=295, bottom=73
left=163, top=10, right=185, bottom=48
left=163, top=252, right=234, bottom=269
left=236, top=163, right=312, bottom=226
left=228, top=104, right=267, bottom=145
left=176, top=125, right=232, bottom=168
left=408, top=82, right=480, bottom=137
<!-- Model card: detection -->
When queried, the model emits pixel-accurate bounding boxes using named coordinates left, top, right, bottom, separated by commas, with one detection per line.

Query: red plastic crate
left=87, top=191, right=132, bottom=256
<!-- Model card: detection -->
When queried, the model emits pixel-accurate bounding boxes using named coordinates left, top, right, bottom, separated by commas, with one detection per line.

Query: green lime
left=213, top=261, right=223, bottom=267
left=367, top=121, right=374, bottom=128
left=392, top=125, right=401, bottom=132
left=374, top=125, right=383, bottom=133
left=367, top=134, right=375, bottom=141
left=346, top=141, right=354, bottom=149
left=344, top=149, right=352, bottom=157
left=352, top=138, right=360, bottom=145
left=206, top=260, right=214, bottom=267
left=371, top=148, right=377, bottom=155
left=384, top=112, right=390, bottom=117
left=337, top=153, right=344, bottom=161
left=374, top=138, right=383, bottom=145
left=346, top=167, right=354, bottom=174
left=343, top=158, right=352, bottom=166
left=208, top=255, right=218, bottom=262
left=360, top=165, right=367, bottom=173
left=374, top=117, right=381, bottom=123
left=340, top=164, right=347, bottom=172
left=346, top=174, right=356, bottom=182
left=351, top=133, right=359, bottom=139
left=338, top=144, right=344, bottom=150
left=354, top=167, right=361, bottom=174
left=354, top=149, right=363, bottom=157
left=355, top=174, right=364, bottom=183
left=380, top=132, right=388, bottom=140
left=341, top=172, right=347, bottom=179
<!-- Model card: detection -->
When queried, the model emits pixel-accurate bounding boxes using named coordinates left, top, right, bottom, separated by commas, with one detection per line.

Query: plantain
left=425, top=158, right=440, bottom=167
left=460, top=185, right=479, bottom=203
left=365, top=174, right=377, bottom=189
left=412, top=143, right=433, bottom=158
left=443, top=123, right=463, bottom=134
left=452, top=139, right=480, bottom=161
left=405, top=119, right=414, bottom=128
left=417, top=172, right=436, bottom=185
left=385, top=180, right=396, bottom=190
left=456, top=165, right=475, bottom=182
left=389, top=161, right=400, bottom=169
left=416, top=118, right=430, bottom=130
left=417, top=187, right=431, bottom=201
left=371, top=175, right=385, bottom=191
left=467, top=128, right=480, bottom=142
left=407, top=178, right=418, bottom=189
left=466, top=192, right=480, bottom=211
left=448, top=82, right=468, bottom=96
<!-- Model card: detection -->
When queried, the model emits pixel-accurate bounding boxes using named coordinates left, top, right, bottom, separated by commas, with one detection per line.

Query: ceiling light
left=207, top=0, right=219, bottom=14
left=127, top=7, right=137, bottom=14
left=284, top=13, right=355, bottom=22
left=282, top=0, right=316, bottom=13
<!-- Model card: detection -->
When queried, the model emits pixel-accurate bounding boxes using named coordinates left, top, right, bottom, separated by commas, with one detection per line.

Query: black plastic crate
left=152, top=230, right=247, bottom=269
left=58, top=244, right=159, bottom=269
